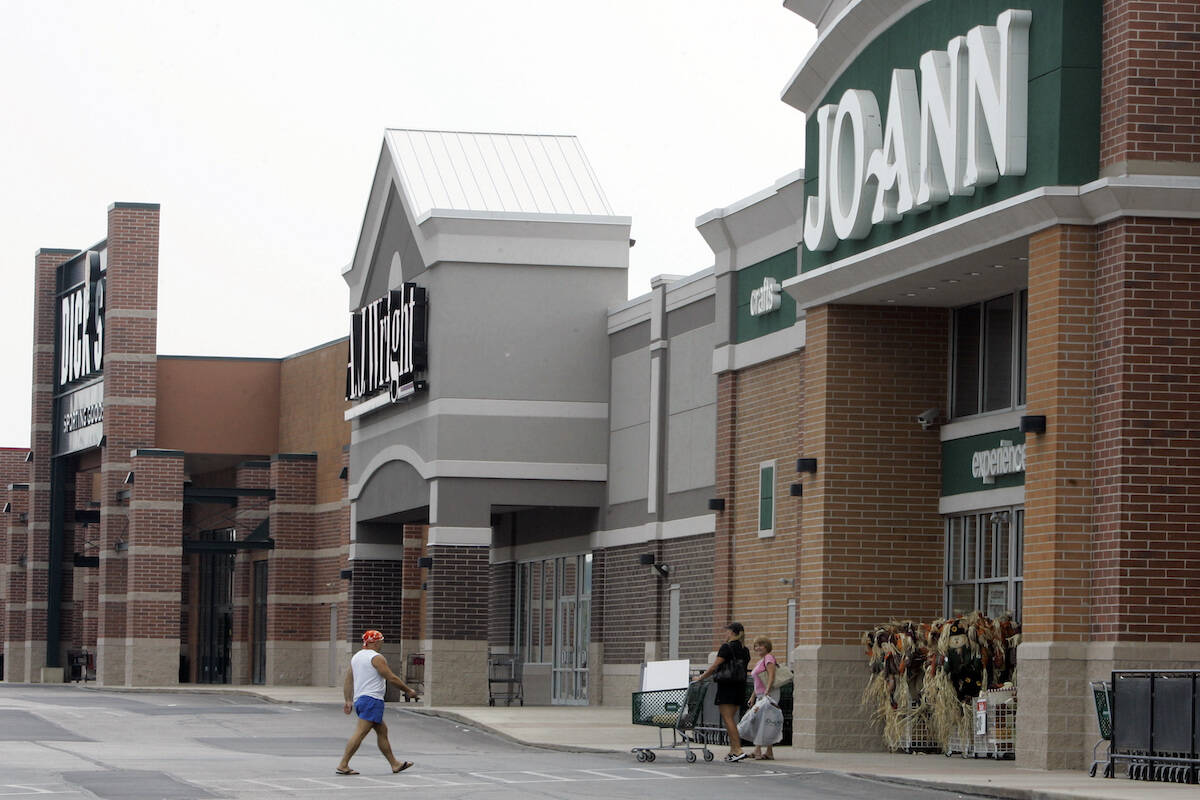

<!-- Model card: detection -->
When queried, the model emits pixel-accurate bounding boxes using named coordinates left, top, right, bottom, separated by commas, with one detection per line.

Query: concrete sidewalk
left=82, top=682, right=1197, bottom=800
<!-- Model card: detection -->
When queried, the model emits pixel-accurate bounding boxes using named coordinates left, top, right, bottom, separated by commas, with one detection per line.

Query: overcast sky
left=0, top=1, right=815, bottom=448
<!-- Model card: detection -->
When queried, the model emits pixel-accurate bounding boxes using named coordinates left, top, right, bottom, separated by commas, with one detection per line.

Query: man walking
left=336, top=629, right=419, bottom=775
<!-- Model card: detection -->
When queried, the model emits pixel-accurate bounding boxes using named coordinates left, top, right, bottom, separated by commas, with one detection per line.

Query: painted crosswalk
left=192, top=766, right=793, bottom=794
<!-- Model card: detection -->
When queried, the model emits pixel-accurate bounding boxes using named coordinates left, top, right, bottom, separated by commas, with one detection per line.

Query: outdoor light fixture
left=707, top=498, right=725, bottom=511
left=789, top=483, right=803, bottom=497
left=417, top=556, right=434, bottom=569
left=1019, top=415, right=1046, bottom=435
left=124, top=471, right=135, bottom=485
left=338, top=466, right=348, bottom=480
left=1, top=502, right=9, bottom=514
left=23, top=451, right=32, bottom=463
left=638, top=553, right=670, bottom=579
left=339, top=568, right=353, bottom=580
left=796, top=458, right=818, bottom=474
left=114, top=539, right=128, bottom=553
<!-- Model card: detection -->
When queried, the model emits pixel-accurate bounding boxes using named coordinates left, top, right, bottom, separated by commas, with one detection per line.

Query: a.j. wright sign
left=346, top=282, right=428, bottom=404
left=804, top=9, right=1031, bottom=252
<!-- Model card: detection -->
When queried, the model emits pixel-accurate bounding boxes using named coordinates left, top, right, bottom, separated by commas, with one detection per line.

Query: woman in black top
left=693, top=621, right=750, bottom=761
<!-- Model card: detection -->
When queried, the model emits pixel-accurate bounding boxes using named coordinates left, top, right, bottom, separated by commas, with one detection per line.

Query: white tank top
left=351, top=648, right=386, bottom=700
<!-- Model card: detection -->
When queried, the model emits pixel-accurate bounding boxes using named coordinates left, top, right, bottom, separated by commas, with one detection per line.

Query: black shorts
left=713, top=681, right=746, bottom=707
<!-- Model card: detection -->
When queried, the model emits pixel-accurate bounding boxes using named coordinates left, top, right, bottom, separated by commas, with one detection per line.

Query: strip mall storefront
left=702, top=0, right=1200, bottom=769
left=4, top=1, right=1197, bottom=774
left=2, top=204, right=351, bottom=688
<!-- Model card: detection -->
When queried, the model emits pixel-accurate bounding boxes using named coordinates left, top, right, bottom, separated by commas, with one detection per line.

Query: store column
left=266, top=453, right=318, bottom=684
left=3, top=483, right=29, bottom=680
left=97, top=202, right=161, bottom=686
left=25, top=249, right=75, bottom=682
left=1018, top=224, right=1097, bottom=769
left=422, top=492, right=489, bottom=705
left=231, top=460, right=270, bottom=683
left=124, top=449, right=183, bottom=685
left=795, top=304, right=947, bottom=750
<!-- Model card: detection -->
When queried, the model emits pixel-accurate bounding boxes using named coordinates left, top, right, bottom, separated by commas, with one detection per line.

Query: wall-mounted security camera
left=916, top=408, right=941, bottom=430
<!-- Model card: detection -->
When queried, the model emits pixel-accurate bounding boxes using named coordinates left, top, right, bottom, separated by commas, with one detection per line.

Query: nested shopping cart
left=631, top=680, right=716, bottom=763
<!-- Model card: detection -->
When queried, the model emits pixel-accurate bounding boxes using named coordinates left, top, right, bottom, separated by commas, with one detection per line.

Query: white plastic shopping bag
left=737, top=695, right=784, bottom=745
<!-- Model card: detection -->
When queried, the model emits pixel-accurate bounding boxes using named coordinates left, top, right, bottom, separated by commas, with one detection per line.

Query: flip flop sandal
left=393, top=761, right=414, bottom=774
left=334, top=768, right=359, bottom=775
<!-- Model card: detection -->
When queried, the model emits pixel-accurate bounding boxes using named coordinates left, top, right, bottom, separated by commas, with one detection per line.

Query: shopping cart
left=631, top=680, right=715, bottom=763
left=487, top=653, right=524, bottom=707
left=1088, top=680, right=1114, bottom=778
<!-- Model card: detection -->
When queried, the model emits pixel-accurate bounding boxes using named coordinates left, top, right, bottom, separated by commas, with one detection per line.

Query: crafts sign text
left=804, top=9, right=1032, bottom=252
left=749, top=277, right=783, bottom=317
left=971, top=440, right=1025, bottom=485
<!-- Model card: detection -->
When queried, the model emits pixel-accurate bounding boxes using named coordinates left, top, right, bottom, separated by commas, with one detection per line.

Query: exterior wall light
left=796, top=458, right=818, bottom=474
left=417, top=556, right=434, bottom=569
left=707, top=498, right=725, bottom=511
left=638, top=552, right=670, bottom=578
left=789, top=483, right=803, bottom=497
left=1019, top=415, right=1046, bottom=434
left=114, top=539, right=128, bottom=552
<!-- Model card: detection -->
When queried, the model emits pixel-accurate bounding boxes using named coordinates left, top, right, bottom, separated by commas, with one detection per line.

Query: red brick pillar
left=97, top=202, right=161, bottom=686
left=25, top=249, right=76, bottom=682
left=422, top=538, right=489, bottom=705
left=266, top=454, right=317, bottom=684
left=3, top=483, right=30, bottom=681
left=796, top=304, right=947, bottom=751
left=231, top=461, right=270, bottom=683
left=1018, top=224, right=1097, bottom=769
left=124, top=449, right=183, bottom=686
left=712, top=371, right=737, bottom=640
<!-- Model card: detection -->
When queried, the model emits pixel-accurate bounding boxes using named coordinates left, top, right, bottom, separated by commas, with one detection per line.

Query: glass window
left=759, top=462, right=775, bottom=535
left=953, top=304, right=981, bottom=417
left=951, top=292, right=1027, bottom=419
left=945, top=506, right=1024, bottom=622
left=983, top=295, right=1014, bottom=412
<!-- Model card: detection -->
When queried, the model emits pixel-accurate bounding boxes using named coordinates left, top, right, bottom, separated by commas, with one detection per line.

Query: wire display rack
left=946, top=689, right=1016, bottom=759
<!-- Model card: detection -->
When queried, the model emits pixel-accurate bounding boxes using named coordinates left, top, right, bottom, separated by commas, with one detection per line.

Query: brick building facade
left=3, top=204, right=352, bottom=688
left=5, top=0, right=1196, bottom=775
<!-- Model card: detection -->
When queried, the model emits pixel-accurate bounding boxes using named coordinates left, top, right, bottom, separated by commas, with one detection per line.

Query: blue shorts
left=354, top=696, right=385, bottom=724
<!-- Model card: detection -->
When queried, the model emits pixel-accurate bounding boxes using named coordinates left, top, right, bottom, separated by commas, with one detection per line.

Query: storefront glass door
left=516, top=553, right=591, bottom=705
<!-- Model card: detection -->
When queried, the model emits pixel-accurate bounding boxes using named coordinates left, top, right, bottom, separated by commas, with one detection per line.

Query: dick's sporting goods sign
left=54, top=249, right=106, bottom=456
left=800, top=1, right=1101, bottom=271
left=346, top=282, right=428, bottom=404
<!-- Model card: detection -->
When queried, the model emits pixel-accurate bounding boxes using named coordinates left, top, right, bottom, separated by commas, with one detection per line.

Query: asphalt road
left=0, top=684, right=986, bottom=799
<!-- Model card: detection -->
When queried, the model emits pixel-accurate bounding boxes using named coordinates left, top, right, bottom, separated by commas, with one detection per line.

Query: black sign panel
left=346, top=282, right=427, bottom=404
left=53, top=250, right=106, bottom=456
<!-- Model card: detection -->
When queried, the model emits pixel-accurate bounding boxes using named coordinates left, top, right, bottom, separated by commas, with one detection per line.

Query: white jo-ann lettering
left=804, top=9, right=1031, bottom=252
left=750, top=277, right=783, bottom=317
left=971, top=440, right=1025, bottom=485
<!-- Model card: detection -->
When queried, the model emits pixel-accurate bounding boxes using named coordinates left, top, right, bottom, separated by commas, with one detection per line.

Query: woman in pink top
left=749, top=635, right=779, bottom=760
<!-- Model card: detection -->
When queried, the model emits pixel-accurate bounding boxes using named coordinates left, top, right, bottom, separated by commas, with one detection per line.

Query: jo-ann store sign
left=802, top=0, right=1101, bottom=271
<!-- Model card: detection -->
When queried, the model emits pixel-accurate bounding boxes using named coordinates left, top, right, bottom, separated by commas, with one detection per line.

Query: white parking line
left=242, top=778, right=301, bottom=791
left=0, top=787, right=74, bottom=797
left=575, top=769, right=630, bottom=780
left=630, top=767, right=684, bottom=778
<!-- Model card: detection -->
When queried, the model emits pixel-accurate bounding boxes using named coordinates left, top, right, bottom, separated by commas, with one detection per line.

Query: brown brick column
left=3, top=483, right=30, bottom=681
left=712, top=370, right=737, bottom=637
left=231, top=461, right=270, bottom=683
left=266, top=454, right=317, bottom=684
left=97, top=202, right=161, bottom=686
left=796, top=304, right=947, bottom=751
left=422, top=540, right=489, bottom=705
left=26, top=249, right=76, bottom=682
left=124, top=449, right=183, bottom=686
left=1017, top=224, right=1097, bottom=768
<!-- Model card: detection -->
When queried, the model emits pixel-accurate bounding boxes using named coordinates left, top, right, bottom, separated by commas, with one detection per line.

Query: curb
left=403, top=706, right=620, bottom=755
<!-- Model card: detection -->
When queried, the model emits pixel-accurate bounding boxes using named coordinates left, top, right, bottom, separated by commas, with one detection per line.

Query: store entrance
left=195, top=530, right=235, bottom=684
